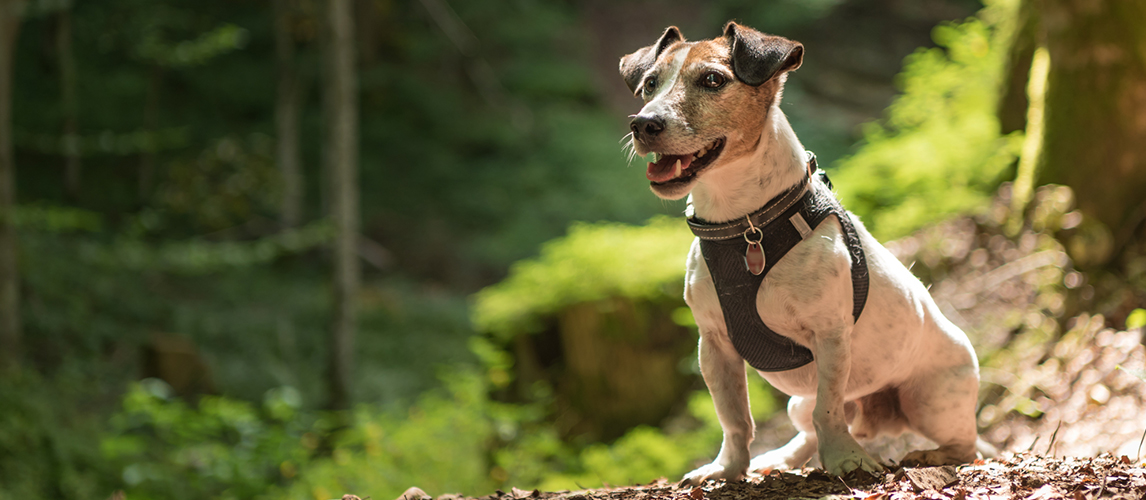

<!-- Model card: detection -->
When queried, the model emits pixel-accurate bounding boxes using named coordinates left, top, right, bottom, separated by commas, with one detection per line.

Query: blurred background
left=1, top=0, right=1145, bottom=498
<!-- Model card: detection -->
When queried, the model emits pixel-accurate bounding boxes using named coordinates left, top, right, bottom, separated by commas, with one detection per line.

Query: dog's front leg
left=813, top=324, right=883, bottom=475
left=681, top=330, right=753, bottom=486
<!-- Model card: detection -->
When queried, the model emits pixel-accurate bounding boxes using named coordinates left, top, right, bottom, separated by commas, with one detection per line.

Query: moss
left=832, top=0, right=1023, bottom=241
left=471, top=216, right=694, bottom=340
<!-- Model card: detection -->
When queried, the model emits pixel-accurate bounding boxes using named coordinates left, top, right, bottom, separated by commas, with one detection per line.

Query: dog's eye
left=643, top=77, right=658, bottom=97
left=700, top=72, right=727, bottom=89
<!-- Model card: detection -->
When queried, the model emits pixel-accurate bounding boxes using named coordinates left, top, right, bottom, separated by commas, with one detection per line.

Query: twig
left=1096, top=469, right=1108, bottom=498
left=1045, top=420, right=1062, bottom=457
left=1136, top=425, right=1145, bottom=463
left=1027, top=435, right=1040, bottom=452
left=958, top=250, right=1065, bottom=294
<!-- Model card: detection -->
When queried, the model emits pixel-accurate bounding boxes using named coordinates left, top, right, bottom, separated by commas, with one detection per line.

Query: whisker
left=623, top=137, right=639, bottom=165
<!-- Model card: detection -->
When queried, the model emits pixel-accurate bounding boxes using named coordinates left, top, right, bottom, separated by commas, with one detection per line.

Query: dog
left=618, top=23, right=985, bottom=484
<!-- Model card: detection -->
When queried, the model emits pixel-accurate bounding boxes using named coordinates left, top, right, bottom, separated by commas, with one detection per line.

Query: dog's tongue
left=646, top=154, right=693, bottom=182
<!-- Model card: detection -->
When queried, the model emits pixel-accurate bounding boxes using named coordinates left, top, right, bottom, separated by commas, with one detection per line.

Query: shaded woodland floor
left=407, top=453, right=1145, bottom=500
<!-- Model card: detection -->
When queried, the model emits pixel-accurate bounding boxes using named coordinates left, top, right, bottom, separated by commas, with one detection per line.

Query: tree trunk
left=324, top=0, right=358, bottom=411
left=1034, top=0, right=1146, bottom=263
left=139, top=66, right=160, bottom=200
left=275, top=0, right=304, bottom=229
left=58, top=4, right=80, bottom=200
left=0, top=0, right=22, bottom=370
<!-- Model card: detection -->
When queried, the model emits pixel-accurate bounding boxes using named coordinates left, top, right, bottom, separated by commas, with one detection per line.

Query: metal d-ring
left=743, top=216, right=763, bottom=244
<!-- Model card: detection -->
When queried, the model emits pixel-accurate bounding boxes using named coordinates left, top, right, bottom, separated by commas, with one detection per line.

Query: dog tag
left=744, top=242, right=765, bottom=275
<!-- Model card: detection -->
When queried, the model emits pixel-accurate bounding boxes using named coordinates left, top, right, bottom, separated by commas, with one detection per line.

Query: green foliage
left=16, top=213, right=476, bottom=406
left=9, top=204, right=102, bottom=232
left=137, top=23, right=248, bottom=67
left=98, top=371, right=506, bottom=500
left=0, top=371, right=119, bottom=500
left=833, top=0, right=1023, bottom=240
left=472, top=217, right=694, bottom=340
left=76, top=221, right=334, bottom=274
left=156, top=134, right=279, bottom=231
left=15, top=127, right=191, bottom=156
left=536, top=377, right=776, bottom=491
left=275, top=372, right=502, bottom=500
left=102, top=381, right=318, bottom=500
left=347, top=0, right=672, bottom=277
left=1126, top=308, right=1146, bottom=330
left=544, top=425, right=708, bottom=490
left=89, top=358, right=776, bottom=500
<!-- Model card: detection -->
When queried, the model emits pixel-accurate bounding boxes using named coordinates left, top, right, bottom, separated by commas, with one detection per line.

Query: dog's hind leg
left=750, top=395, right=818, bottom=472
left=898, top=362, right=980, bottom=466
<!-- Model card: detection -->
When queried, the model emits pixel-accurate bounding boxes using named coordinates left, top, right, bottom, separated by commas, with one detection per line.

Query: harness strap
left=688, top=154, right=869, bottom=372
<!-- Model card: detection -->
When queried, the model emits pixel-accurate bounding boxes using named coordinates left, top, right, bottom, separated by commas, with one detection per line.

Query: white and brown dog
left=619, top=23, right=985, bottom=484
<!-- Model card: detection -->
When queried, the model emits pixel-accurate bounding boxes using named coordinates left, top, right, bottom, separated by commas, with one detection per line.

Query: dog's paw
left=680, top=461, right=747, bottom=486
left=749, top=448, right=810, bottom=473
left=748, top=452, right=792, bottom=474
left=748, top=431, right=817, bottom=473
left=820, top=444, right=884, bottom=476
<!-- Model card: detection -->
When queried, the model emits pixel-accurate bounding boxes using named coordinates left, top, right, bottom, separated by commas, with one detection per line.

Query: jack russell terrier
left=618, top=22, right=985, bottom=484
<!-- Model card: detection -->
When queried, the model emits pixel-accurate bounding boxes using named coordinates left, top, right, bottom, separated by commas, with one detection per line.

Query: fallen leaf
left=905, top=466, right=959, bottom=492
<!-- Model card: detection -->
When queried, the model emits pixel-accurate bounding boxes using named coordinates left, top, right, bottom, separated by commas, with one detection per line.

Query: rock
left=399, top=487, right=433, bottom=500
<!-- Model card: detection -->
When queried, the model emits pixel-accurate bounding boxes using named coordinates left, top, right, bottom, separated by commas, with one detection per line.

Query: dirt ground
left=395, top=453, right=1146, bottom=500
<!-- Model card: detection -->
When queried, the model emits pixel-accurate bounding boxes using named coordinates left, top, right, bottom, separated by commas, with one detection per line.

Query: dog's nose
left=630, top=115, right=666, bottom=138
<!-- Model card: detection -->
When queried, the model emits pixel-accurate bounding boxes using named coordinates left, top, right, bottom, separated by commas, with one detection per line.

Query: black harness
left=686, top=153, right=870, bottom=372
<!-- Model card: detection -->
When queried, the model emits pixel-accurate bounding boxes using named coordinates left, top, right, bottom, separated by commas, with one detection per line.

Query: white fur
left=642, top=49, right=690, bottom=119
left=677, top=103, right=982, bottom=483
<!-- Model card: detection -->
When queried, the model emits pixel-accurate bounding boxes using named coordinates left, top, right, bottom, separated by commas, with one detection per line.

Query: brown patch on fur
left=623, top=34, right=788, bottom=161
left=620, top=26, right=802, bottom=201
left=673, top=38, right=781, bottom=166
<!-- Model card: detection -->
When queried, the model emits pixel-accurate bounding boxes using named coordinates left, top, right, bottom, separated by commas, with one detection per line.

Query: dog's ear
left=619, top=26, right=684, bottom=94
left=722, top=21, right=803, bottom=86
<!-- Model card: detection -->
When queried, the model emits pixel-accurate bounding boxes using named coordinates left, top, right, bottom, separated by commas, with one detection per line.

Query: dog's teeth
left=673, top=159, right=682, bottom=178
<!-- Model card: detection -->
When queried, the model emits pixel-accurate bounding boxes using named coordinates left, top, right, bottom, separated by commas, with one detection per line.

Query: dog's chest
left=687, top=178, right=869, bottom=372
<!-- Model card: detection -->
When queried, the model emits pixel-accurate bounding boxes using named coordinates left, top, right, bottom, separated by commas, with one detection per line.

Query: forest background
left=1, top=0, right=1145, bottom=499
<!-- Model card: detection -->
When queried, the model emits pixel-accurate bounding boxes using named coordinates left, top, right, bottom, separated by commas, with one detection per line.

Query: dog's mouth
left=646, top=137, right=725, bottom=185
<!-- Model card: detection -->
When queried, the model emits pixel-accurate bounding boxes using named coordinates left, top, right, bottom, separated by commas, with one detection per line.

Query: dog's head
left=619, top=22, right=803, bottom=199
